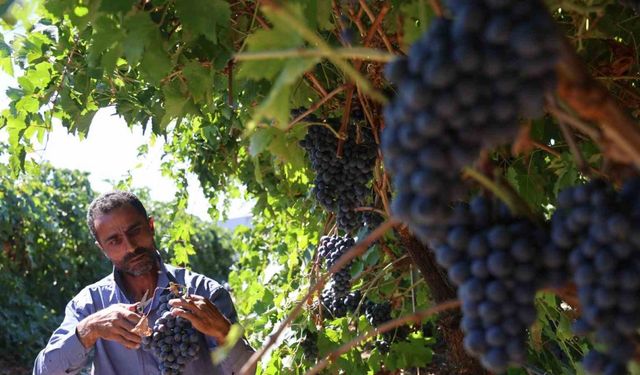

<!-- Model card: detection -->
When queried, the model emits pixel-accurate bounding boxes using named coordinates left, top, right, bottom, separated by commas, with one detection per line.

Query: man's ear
left=148, top=216, right=155, bottom=232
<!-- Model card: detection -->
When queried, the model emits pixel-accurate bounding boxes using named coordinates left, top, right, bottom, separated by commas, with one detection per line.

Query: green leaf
left=315, top=0, right=333, bottom=31
left=266, top=131, right=306, bottom=170
left=400, top=1, right=433, bottom=48
left=159, top=83, right=189, bottom=130
left=71, top=110, right=97, bottom=136
left=387, top=338, right=433, bottom=370
left=249, top=127, right=276, bottom=157
left=101, top=45, right=123, bottom=74
left=0, top=34, right=13, bottom=76
left=15, top=95, right=39, bottom=114
left=182, top=61, right=212, bottom=103
left=139, top=31, right=172, bottom=85
left=254, top=57, right=319, bottom=127
left=210, top=324, right=244, bottom=364
left=18, top=62, right=51, bottom=93
left=122, top=11, right=156, bottom=65
left=74, top=6, right=89, bottom=17
left=237, top=13, right=305, bottom=81
left=175, top=0, right=230, bottom=43
left=98, top=0, right=136, bottom=14
left=0, top=0, right=17, bottom=17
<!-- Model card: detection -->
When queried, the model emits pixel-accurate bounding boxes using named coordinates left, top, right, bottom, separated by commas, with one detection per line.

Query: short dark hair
left=87, top=191, right=148, bottom=241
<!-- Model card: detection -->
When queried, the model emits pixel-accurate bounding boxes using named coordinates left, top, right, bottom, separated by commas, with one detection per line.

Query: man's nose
left=122, top=234, right=137, bottom=252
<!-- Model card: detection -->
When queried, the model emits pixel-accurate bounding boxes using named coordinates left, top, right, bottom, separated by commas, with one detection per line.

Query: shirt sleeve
left=33, top=289, right=94, bottom=375
left=205, top=286, right=256, bottom=375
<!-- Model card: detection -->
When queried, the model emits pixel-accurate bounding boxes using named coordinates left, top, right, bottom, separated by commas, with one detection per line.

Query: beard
left=115, top=246, right=157, bottom=276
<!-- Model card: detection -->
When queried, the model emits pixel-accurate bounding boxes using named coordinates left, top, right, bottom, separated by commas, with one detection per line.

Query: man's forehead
left=93, top=204, right=145, bottom=228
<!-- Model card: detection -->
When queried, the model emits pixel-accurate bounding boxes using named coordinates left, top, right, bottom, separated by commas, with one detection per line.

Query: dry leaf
left=512, top=121, right=535, bottom=156
left=131, top=315, right=152, bottom=337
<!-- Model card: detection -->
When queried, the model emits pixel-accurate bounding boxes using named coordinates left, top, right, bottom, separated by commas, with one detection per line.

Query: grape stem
left=357, top=0, right=396, bottom=53
left=238, top=218, right=400, bottom=375
left=462, top=167, right=539, bottom=223
left=285, top=85, right=348, bottom=131
left=305, top=299, right=461, bottom=375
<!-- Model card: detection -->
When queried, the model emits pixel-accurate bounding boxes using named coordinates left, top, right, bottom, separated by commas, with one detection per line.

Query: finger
left=103, top=330, right=141, bottom=349
left=120, top=310, right=143, bottom=324
left=116, top=333, right=142, bottom=350
left=170, top=307, right=200, bottom=326
left=116, top=317, right=138, bottom=331
left=169, top=298, right=202, bottom=316
left=117, top=326, right=143, bottom=345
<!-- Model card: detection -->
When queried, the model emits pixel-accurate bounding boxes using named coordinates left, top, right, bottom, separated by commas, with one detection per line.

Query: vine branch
left=233, top=47, right=396, bottom=62
left=556, top=38, right=640, bottom=166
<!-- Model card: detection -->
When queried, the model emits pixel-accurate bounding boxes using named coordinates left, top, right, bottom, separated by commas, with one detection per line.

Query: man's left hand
left=168, top=294, right=231, bottom=345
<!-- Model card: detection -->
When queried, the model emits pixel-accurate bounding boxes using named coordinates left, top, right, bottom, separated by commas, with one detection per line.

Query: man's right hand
left=75, top=304, right=143, bottom=350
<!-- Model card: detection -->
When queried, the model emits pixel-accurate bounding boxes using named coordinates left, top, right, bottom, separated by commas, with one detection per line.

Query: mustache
left=123, top=247, right=154, bottom=263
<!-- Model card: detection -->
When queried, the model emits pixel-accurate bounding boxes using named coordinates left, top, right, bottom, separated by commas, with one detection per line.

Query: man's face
left=93, top=204, right=157, bottom=276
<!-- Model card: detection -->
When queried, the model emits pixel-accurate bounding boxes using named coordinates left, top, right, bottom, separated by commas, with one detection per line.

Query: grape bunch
left=299, top=112, right=377, bottom=232
left=299, top=329, right=319, bottom=360
left=363, top=300, right=410, bottom=353
left=364, top=301, right=393, bottom=352
left=433, top=196, right=553, bottom=373
left=141, top=292, right=201, bottom=375
left=382, top=1, right=561, bottom=245
left=551, top=179, right=640, bottom=375
left=317, top=235, right=355, bottom=318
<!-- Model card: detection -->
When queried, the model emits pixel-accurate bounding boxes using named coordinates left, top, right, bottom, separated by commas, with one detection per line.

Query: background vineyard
left=1, top=0, right=640, bottom=374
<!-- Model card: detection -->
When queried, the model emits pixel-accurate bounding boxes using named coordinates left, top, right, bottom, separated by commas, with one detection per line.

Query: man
left=33, top=191, right=256, bottom=375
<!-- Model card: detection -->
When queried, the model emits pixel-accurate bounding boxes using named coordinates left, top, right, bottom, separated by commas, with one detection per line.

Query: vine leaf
left=175, top=0, right=230, bottom=43
left=237, top=5, right=306, bottom=81
left=249, top=127, right=277, bottom=157
left=0, top=34, right=13, bottom=76
left=139, top=31, right=172, bottom=85
left=254, top=57, right=319, bottom=128
left=159, top=83, right=189, bottom=131
left=306, top=0, right=332, bottom=31
left=182, top=61, right=213, bottom=104
left=122, top=11, right=156, bottom=66
left=98, top=0, right=137, bottom=14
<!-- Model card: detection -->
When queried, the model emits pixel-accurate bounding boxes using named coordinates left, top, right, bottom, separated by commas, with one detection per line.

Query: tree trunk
left=397, top=226, right=488, bottom=375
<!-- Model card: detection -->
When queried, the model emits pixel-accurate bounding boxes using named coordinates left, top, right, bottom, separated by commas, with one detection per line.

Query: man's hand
left=76, top=304, right=143, bottom=350
left=169, top=294, right=231, bottom=345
